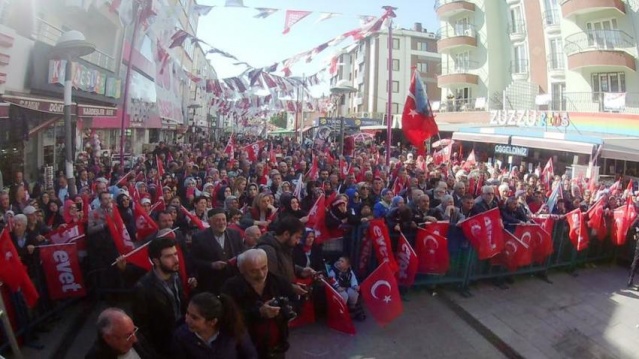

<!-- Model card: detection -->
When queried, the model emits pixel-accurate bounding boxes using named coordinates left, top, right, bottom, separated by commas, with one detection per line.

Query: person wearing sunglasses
left=85, top=308, right=157, bottom=359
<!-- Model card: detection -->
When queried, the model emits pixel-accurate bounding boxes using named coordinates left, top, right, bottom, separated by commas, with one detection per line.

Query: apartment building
left=330, top=22, right=441, bottom=121
left=435, top=0, right=639, bottom=176
left=435, top=0, right=639, bottom=114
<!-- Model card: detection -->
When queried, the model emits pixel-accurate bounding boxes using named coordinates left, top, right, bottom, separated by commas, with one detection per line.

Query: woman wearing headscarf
left=385, top=196, right=416, bottom=249
left=276, top=193, right=308, bottom=224
left=116, top=193, right=137, bottom=242
left=216, top=185, right=232, bottom=209
left=241, top=183, right=259, bottom=209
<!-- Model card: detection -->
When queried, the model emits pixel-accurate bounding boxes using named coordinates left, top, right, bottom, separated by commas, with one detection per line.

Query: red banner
left=514, top=224, right=553, bottom=264
left=0, top=229, right=39, bottom=307
left=39, top=244, right=87, bottom=300
left=565, top=209, right=588, bottom=251
left=395, top=234, right=418, bottom=286
left=460, top=208, right=505, bottom=260
left=415, top=228, right=449, bottom=275
left=47, top=223, right=84, bottom=244
left=367, top=219, right=399, bottom=273
left=134, top=204, right=159, bottom=241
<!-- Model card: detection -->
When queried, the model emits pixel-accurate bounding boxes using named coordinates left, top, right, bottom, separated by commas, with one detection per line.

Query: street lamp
left=50, top=30, right=95, bottom=197
left=330, top=79, right=357, bottom=156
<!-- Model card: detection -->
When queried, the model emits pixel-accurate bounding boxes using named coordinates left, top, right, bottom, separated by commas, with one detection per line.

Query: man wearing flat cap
left=191, top=208, right=244, bottom=294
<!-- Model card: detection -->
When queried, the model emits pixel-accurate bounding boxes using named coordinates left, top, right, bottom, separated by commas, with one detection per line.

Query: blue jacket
left=171, top=324, right=258, bottom=359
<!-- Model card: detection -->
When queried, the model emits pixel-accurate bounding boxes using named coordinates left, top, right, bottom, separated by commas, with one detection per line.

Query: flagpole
left=383, top=6, right=397, bottom=168
left=119, top=0, right=142, bottom=174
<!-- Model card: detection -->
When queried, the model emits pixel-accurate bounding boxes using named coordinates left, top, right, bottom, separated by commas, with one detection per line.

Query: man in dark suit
left=191, top=208, right=245, bottom=294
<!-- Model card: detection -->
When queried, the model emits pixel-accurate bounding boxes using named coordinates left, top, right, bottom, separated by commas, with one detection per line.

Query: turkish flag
left=324, top=281, right=356, bottom=334
left=462, top=150, right=477, bottom=171
left=367, top=219, right=399, bottom=273
left=422, top=221, right=450, bottom=237
left=540, top=158, right=554, bottom=187
left=460, top=208, right=505, bottom=260
left=338, top=158, right=349, bottom=180
left=289, top=278, right=316, bottom=328
left=307, top=155, right=319, bottom=181
left=0, top=229, right=39, bottom=307
left=106, top=211, right=152, bottom=270
left=491, top=229, right=532, bottom=272
left=244, top=141, right=264, bottom=162
left=361, top=262, right=403, bottom=327
left=224, top=135, right=235, bottom=156
left=181, top=205, right=208, bottom=230
left=176, top=244, right=190, bottom=297
left=134, top=204, right=159, bottom=241
left=40, top=243, right=87, bottom=300
left=612, top=204, right=637, bottom=246
left=515, top=224, right=553, bottom=264
left=395, top=234, right=418, bottom=286
left=415, top=228, right=449, bottom=275
left=47, top=223, right=84, bottom=244
left=586, top=198, right=607, bottom=241
left=532, top=216, right=555, bottom=236
left=565, top=208, right=588, bottom=251
left=401, top=70, right=438, bottom=154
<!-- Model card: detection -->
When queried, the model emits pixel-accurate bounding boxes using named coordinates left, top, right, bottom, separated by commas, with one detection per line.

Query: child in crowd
left=328, top=256, right=365, bottom=321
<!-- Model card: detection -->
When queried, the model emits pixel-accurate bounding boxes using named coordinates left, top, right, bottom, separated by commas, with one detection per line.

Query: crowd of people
left=0, top=134, right=637, bottom=358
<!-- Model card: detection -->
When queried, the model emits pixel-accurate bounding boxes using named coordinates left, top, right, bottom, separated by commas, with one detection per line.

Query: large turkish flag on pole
left=361, top=261, right=403, bottom=327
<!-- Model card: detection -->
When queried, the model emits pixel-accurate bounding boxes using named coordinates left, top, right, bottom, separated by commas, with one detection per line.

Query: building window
left=592, top=72, right=625, bottom=93
left=392, top=59, right=400, bottom=71
left=392, top=38, right=400, bottom=50
left=586, top=19, right=619, bottom=48
left=508, top=6, right=524, bottom=35
left=417, top=63, right=428, bottom=73
left=392, top=81, right=399, bottom=93
left=387, top=102, right=399, bottom=113
left=548, top=38, right=564, bottom=70
left=416, top=42, right=428, bottom=51
left=358, top=84, right=363, bottom=93
left=512, top=45, right=528, bottom=73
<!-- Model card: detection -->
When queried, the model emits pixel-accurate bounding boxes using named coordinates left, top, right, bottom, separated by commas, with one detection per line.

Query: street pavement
left=5, top=265, right=639, bottom=358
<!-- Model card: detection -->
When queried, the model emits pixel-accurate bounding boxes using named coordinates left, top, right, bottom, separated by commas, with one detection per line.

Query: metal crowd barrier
left=345, top=218, right=630, bottom=295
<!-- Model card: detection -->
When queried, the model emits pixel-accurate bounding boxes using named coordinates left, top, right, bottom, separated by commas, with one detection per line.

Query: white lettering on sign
left=489, top=110, right=570, bottom=128
left=53, top=250, right=83, bottom=293
left=494, top=145, right=529, bottom=157
left=372, top=225, right=389, bottom=258
left=49, top=103, right=64, bottom=113
left=397, top=242, right=411, bottom=279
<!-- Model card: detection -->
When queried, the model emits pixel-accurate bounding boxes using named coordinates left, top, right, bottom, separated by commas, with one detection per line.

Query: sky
left=195, top=0, right=439, bottom=91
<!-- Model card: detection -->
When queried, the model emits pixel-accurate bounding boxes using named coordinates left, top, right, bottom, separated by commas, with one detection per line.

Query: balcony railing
left=435, top=97, right=487, bottom=113
left=439, top=60, right=479, bottom=75
left=547, top=54, right=566, bottom=71
left=434, top=0, right=471, bottom=9
left=510, top=59, right=529, bottom=74
left=438, top=24, right=476, bottom=39
left=33, top=18, right=117, bottom=72
left=542, top=9, right=561, bottom=26
left=561, top=92, right=639, bottom=114
left=506, top=20, right=526, bottom=36
left=564, top=29, right=635, bottom=56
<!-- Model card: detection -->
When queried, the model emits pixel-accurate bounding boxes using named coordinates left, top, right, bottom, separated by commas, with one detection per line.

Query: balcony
left=562, top=92, right=639, bottom=114
left=564, top=30, right=636, bottom=71
left=438, top=61, right=480, bottom=87
left=561, top=0, right=625, bottom=19
left=435, top=97, right=487, bottom=113
left=547, top=54, right=566, bottom=78
left=33, top=18, right=117, bottom=72
left=541, top=9, right=561, bottom=34
left=434, top=0, right=476, bottom=19
left=437, top=24, right=477, bottom=53
left=510, top=59, right=529, bottom=81
left=507, top=20, right=527, bottom=42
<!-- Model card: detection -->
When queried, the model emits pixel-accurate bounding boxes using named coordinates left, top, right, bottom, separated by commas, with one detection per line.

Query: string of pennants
left=104, top=0, right=395, bottom=125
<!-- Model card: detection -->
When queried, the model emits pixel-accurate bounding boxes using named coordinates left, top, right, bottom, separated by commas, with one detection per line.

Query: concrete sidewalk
left=447, top=266, right=639, bottom=359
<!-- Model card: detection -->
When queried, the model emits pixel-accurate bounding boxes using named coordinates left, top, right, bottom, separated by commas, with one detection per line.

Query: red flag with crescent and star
left=490, top=229, right=532, bottom=271
left=361, top=261, right=403, bottom=327
left=565, top=208, right=588, bottom=251
left=401, top=69, right=438, bottom=155
left=414, top=227, right=449, bottom=275
left=0, top=229, right=39, bottom=307
left=324, top=281, right=356, bottom=334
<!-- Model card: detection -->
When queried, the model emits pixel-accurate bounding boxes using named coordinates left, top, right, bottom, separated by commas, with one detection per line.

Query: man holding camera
left=222, top=249, right=296, bottom=359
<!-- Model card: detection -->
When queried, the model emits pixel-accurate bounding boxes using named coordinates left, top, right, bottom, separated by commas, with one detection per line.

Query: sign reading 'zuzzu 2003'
left=494, top=145, right=529, bottom=157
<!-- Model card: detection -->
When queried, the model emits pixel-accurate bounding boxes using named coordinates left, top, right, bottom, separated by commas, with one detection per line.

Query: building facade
left=434, top=0, right=639, bottom=177
left=330, top=22, right=441, bottom=121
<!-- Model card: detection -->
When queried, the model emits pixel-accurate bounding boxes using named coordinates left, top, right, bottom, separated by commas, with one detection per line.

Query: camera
left=270, top=297, right=297, bottom=322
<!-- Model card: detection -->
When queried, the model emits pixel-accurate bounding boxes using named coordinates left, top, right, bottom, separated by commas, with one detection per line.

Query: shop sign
left=494, top=144, right=529, bottom=157
left=315, top=117, right=382, bottom=127
left=5, top=97, right=65, bottom=114
left=489, top=110, right=570, bottom=128
left=48, top=60, right=122, bottom=99
left=77, top=105, right=117, bottom=117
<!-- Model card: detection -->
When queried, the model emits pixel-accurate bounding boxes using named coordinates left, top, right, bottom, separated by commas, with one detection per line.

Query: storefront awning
left=452, top=132, right=510, bottom=144
left=601, top=138, right=639, bottom=162
left=0, top=103, right=8, bottom=118
left=510, top=136, right=595, bottom=154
